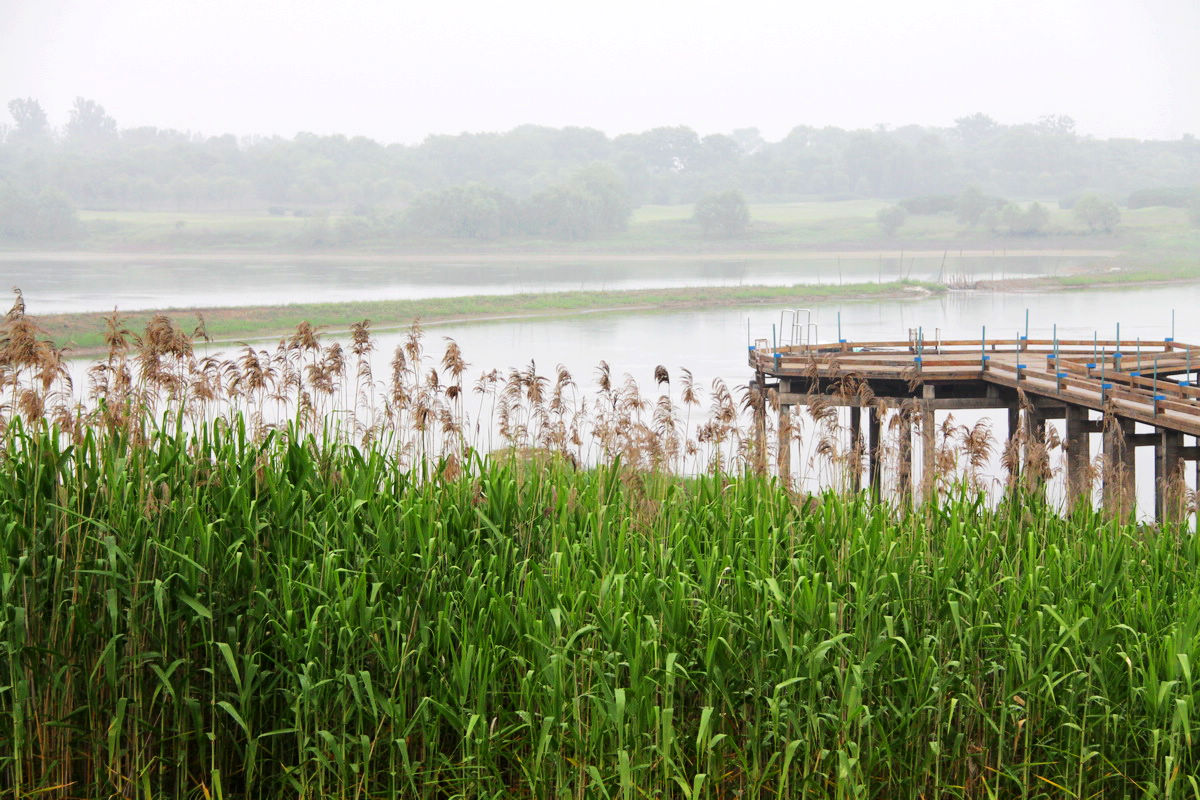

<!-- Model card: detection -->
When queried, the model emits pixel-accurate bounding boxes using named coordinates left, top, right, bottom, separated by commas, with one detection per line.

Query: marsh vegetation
left=3, top=292, right=1200, bottom=797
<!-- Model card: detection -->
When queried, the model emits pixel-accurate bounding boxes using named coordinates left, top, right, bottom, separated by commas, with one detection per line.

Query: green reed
left=1, top=417, right=1198, bottom=799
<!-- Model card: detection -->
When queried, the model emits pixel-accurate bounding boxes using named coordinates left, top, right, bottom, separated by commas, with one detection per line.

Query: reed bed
left=2, top=291, right=1200, bottom=798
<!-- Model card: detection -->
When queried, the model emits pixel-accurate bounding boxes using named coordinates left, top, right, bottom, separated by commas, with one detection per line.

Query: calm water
left=10, top=250, right=1114, bottom=314
left=55, top=270, right=1194, bottom=516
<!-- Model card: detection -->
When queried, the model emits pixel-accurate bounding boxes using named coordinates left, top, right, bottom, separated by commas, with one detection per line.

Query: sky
left=2, top=0, right=1198, bottom=143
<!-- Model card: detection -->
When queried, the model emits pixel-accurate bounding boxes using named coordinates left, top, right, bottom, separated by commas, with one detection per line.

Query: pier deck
left=750, top=337, right=1200, bottom=519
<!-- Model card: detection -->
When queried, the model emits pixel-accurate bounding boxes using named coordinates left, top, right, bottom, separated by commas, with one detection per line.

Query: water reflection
left=15, top=250, right=1114, bottom=313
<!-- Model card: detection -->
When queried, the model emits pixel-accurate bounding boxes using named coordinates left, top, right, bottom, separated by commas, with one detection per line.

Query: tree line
left=2, top=97, right=1199, bottom=241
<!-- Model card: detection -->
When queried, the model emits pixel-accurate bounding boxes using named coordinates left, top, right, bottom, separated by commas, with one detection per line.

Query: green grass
left=37, top=280, right=945, bottom=353
left=3, top=420, right=1200, bottom=798
left=35, top=199, right=1187, bottom=255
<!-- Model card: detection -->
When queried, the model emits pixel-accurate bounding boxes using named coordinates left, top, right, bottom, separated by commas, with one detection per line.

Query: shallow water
left=12, top=250, right=1113, bottom=313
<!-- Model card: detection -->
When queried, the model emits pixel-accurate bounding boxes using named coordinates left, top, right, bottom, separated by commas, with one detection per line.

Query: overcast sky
left=2, top=0, right=1198, bottom=143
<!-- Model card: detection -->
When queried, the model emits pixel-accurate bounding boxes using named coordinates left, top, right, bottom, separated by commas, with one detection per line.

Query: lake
left=7, top=248, right=1116, bottom=313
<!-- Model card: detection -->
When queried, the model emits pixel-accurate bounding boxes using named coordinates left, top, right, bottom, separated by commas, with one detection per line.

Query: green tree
left=876, top=205, right=908, bottom=236
left=523, top=165, right=632, bottom=240
left=956, top=185, right=991, bottom=226
left=6, top=97, right=50, bottom=145
left=0, top=182, right=80, bottom=241
left=406, top=184, right=520, bottom=240
left=65, top=97, right=117, bottom=149
left=1000, top=201, right=1050, bottom=235
left=1073, top=193, right=1120, bottom=232
left=693, top=190, right=750, bottom=236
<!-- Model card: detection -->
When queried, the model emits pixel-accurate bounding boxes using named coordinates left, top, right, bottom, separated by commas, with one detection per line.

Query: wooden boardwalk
left=750, top=336, right=1200, bottom=519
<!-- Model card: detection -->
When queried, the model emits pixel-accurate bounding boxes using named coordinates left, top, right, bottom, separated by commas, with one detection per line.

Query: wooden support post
left=1102, top=416, right=1135, bottom=516
left=921, top=402, right=936, bottom=501
left=752, top=380, right=767, bottom=475
left=1064, top=405, right=1092, bottom=510
left=777, top=404, right=792, bottom=487
left=1007, top=404, right=1021, bottom=483
left=898, top=405, right=913, bottom=503
left=1157, top=429, right=1185, bottom=522
left=1024, top=406, right=1047, bottom=496
left=849, top=406, right=863, bottom=493
left=868, top=406, right=882, bottom=501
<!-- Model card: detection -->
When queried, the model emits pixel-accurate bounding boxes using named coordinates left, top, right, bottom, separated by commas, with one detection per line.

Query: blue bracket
left=1086, top=362, right=1096, bottom=369
left=1181, top=380, right=1192, bottom=387
left=748, top=344, right=756, bottom=351
left=1154, top=394, right=1167, bottom=401
left=1016, top=363, right=1027, bottom=370
left=1130, top=371, right=1141, bottom=377
left=1057, top=372, right=1068, bottom=379
left=1101, top=382, right=1113, bottom=390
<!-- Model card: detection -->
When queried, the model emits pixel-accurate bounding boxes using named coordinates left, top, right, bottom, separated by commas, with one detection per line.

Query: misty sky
left=2, top=0, right=1198, bottom=143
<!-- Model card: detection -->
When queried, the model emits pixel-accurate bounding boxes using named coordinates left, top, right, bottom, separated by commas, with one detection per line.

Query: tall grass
left=2, top=422, right=1200, bottom=798
left=3, top=290, right=1200, bottom=797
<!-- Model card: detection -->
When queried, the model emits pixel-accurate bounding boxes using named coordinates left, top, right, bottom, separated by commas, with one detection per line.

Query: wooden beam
left=849, top=406, right=862, bottom=493
left=1103, top=416, right=1136, bottom=516
left=868, top=406, right=882, bottom=500
left=1157, top=430, right=1185, bottom=522
left=777, top=404, right=792, bottom=487
left=922, top=402, right=936, bottom=502
left=774, top=392, right=1005, bottom=410
left=1065, top=405, right=1092, bottom=510
left=898, top=408, right=913, bottom=503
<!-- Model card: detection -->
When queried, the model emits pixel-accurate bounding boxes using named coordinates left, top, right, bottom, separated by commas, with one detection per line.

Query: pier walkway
left=750, top=336, right=1200, bottom=519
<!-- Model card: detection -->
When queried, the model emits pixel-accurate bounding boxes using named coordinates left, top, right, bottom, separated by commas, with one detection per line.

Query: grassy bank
left=37, top=279, right=944, bottom=353
left=25, top=199, right=1184, bottom=255
left=3, top=422, right=1199, bottom=798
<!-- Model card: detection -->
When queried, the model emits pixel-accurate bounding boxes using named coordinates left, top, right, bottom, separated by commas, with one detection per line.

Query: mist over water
left=9, top=251, right=1114, bottom=314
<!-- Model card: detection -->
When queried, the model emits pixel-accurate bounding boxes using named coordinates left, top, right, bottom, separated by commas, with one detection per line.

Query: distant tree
left=406, top=184, right=519, bottom=240
left=954, top=113, right=999, bottom=144
left=6, top=97, right=50, bottom=144
left=956, top=185, right=991, bottom=226
left=693, top=190, right=750, bottom=236
left=1126, top=187, right=1197, bottom=209
left=568, top=164, right=632, bottom=233
left=524, top=165, right=632, bottom=240
left=1000, top=201, right=1050, bottom=235
left=0, top=182, right=79, bottom=241
left=1073, top=193, right=1120, bottom=232
left=65, top=98, right=117, bottom=148
left=899, top=194, right=956, bottom=215
left=730, top=127, right=765, bottom=155
left=524, top=185, right=597, bottom=240
left=876, top=205, right=908, bottom=236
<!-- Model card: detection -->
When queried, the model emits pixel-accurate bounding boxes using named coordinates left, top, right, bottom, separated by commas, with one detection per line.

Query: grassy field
left=58, top=199, right=1197, bottom=257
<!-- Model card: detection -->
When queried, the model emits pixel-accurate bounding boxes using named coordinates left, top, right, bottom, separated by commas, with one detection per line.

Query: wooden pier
left=750, top=335, right=1200, bottom=520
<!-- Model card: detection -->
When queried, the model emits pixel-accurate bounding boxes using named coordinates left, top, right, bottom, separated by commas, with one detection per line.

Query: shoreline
left=30, top=270, right=1200, bottom=357
left=0, top=246, right=1122, bottom=264
left=38, top=281, right=942, bottom=355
